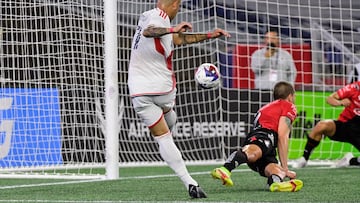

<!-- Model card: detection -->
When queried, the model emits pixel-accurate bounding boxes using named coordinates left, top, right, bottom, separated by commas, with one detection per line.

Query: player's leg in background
left=293, top=120, right=336, bottom=168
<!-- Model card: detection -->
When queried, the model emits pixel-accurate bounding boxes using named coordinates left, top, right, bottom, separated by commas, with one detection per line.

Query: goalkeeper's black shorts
left=244, top=129, right=278, bottom=177
left=332, top=116, right=360, bottom=151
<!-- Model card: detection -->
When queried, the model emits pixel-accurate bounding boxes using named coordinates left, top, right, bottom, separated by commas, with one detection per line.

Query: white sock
left=154, top=131, right=198, bottom=188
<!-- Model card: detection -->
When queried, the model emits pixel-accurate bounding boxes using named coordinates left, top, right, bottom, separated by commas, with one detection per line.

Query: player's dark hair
left=273, top=81, right=294, bottom=100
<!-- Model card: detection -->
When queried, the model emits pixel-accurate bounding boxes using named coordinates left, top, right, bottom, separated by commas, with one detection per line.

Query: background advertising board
left=0, top=88, right=62, bottom=167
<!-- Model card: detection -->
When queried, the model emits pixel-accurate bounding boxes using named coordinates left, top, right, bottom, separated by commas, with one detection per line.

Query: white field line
left=0, top=168, right=251, bottom=190
left=0, top=166, right=335, bottom=203
left=0, top=166, right=333, bottom=190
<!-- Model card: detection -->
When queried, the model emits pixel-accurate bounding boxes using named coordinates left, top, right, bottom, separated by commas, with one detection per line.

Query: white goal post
left=1, top=0, right=360, bottom=179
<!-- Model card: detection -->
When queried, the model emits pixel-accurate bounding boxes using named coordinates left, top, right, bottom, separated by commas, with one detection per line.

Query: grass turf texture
left=0, top=165, right=359, bottom=202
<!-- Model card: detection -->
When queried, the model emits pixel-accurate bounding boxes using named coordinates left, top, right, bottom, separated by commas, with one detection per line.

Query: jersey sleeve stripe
left=159, top=9, right=168, bottom=19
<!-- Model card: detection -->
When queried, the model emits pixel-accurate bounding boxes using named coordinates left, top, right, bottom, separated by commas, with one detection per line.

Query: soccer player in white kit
left=128, top=0, right=230, bottom=198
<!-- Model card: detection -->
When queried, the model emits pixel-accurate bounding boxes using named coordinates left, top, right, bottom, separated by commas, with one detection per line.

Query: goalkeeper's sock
left=303, top=136, right=320, bottom=160
left=154, top=131, right=198, bottom=188
left=223, top=150, right=248, bottom=171
left=267, top=174, right=282, bottom=186
left=350, top=157, right=360, bottom=166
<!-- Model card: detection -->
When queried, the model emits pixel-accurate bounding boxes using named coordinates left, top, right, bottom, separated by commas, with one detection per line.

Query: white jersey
left=128, top=8, right=175, bottom=97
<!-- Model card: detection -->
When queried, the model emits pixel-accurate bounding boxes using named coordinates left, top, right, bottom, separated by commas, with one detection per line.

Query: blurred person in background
left=251, top=29, right=297, bottom=90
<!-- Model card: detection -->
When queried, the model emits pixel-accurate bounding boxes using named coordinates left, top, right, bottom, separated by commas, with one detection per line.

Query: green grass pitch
left=0, top=165, right=359, bottom=202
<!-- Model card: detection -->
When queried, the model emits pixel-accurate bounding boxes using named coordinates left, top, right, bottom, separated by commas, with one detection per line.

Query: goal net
left=1, top=0, right=359, bottom=178
left=119, top=0, right=360, bottom=165
left=0, top=0, right=106, bottom=178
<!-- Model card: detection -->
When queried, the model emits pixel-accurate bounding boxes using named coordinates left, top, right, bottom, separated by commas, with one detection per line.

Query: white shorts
left=131, top=89, right=176, bottom=127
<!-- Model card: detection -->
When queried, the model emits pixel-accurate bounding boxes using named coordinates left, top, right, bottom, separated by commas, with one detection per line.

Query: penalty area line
left=0, top=178, right=104, bottom=190
left=0, top=166, right=331, bottom=190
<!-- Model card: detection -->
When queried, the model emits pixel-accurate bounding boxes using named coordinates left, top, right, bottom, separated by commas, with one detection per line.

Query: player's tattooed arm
left=174, top=29, right=230, bottom=45
left=142, top=25, right=169, bottom=38
left=142, top=26, right=208, bottom=44
left=284, top=117, right=292, bottom=130
left=143, top=22, right=192, bottom=38
left=143, top=24, right=230, bottom=45
left=174, top=33, right=209, bottom=45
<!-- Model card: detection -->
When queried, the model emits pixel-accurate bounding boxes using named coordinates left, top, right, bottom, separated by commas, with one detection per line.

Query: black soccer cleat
left=188, top=184, right=207, bottom=198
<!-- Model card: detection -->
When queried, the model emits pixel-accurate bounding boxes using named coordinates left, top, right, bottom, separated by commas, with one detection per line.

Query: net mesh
left=1, top=0, right=359, bottom=177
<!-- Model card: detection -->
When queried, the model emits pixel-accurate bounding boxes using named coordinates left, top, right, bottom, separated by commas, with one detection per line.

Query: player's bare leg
left=293, top=120, right=336, bottom=168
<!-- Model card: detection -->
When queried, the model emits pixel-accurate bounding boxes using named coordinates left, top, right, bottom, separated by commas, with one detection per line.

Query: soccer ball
left=194, top=63, right=220, bottom=89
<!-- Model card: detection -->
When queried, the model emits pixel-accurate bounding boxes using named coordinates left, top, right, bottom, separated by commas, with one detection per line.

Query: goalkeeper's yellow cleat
left=211, top=167, right=234, bottom=186
left=269, top=179, right=303, bottom=192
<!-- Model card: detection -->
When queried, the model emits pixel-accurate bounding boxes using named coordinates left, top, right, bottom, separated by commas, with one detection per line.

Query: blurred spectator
left=251, top=31, right=297, bottom=89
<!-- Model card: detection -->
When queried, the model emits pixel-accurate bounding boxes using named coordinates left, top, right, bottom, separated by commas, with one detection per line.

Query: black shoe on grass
left=188, top=184, right=207, bottom=198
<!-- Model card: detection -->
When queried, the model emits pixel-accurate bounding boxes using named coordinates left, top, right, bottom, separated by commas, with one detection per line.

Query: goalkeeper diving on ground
left=211, top=81, right=303, bottom=192
left=293, top=81, right=360, bottom=168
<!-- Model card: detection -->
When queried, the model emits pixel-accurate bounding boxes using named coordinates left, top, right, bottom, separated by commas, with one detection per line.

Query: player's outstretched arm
left=142, top=22, right=230, bottom=45
left=142, top=22, right=192, bottom=38
left=173, top=28, right=230, bottom=45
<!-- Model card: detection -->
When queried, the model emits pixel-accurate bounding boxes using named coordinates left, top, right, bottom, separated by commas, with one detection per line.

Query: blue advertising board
left=0, top=88, right=62, bottom=167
